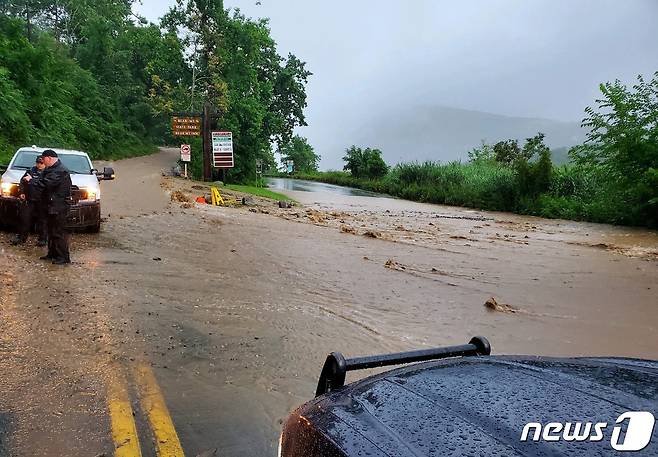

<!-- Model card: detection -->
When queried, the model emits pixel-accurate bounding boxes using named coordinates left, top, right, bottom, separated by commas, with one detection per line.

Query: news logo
left=520, top=411, right=655, bottom=452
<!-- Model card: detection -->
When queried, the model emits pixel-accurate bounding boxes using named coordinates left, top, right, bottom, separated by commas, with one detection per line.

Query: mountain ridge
left=313, top=105, right=587, bottom=169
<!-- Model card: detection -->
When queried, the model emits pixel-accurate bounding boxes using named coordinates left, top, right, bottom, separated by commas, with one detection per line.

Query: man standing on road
left=12, top=155, right=48, bottom=246
left=23, top=150, right=72, bottom=265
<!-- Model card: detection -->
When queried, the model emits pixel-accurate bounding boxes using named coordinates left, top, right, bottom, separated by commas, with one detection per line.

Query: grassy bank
left=286, top=160, right=654, bottom=228
left=224, top=184, right=292, bottom=202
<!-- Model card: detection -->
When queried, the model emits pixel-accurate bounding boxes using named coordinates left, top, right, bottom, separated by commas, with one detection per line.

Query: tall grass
left=291, top=161, right=653, bottom=228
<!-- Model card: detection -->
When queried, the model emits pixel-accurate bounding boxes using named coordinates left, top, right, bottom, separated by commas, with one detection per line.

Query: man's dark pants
left=47, top=208, right=70, bottom=262
left=17, top=201, right=48, bottom=242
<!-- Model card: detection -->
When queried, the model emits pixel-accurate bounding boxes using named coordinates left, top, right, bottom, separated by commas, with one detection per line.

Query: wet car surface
left=282, top=355, right=658, bottom=456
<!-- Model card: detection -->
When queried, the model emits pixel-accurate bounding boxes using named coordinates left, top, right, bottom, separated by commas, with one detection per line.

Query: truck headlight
left=0, top=181, right=17, bottom=196
left=80, top=187, right=100, bottom=201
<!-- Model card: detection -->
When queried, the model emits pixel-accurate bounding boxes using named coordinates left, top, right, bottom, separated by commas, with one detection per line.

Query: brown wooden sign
left=172, top=116, right=201, bottom=137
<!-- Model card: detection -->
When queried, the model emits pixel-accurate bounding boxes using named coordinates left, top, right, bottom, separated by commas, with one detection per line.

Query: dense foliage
left=293, top=73, right=658, bottom=228
left=0, top=0, right=311, bottom=182
left=0, top=15, right=158, bottom=162
left=569, top=74, right=658, bottom=226
left=342, top=145, right=389, bottom=179
left=161, top=0, right=310, bottom=181
left=279, top=135, right=320, bottom=172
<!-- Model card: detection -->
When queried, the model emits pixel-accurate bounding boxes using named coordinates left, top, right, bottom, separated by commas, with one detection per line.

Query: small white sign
left=212, top=131, right=234, bottom=168
left=180, top=144, right=191, bottom=162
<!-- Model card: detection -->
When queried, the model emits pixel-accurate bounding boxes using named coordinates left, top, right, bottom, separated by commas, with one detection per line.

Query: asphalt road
left=0, top=148, right=657, bottom=457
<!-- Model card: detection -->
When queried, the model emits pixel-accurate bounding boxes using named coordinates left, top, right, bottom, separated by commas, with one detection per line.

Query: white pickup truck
left=0, top=146, right=115, bottom=232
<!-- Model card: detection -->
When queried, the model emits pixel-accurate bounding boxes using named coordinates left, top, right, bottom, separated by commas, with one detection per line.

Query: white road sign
left=212, top=131, right=234, bottom=168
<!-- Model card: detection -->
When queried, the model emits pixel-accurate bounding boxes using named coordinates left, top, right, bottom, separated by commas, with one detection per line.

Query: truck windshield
left=11, top=151, right=92, bottom=174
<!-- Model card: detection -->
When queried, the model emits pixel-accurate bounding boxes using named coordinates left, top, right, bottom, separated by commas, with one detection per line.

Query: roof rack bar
left=315, top=336, right=490, bottom=397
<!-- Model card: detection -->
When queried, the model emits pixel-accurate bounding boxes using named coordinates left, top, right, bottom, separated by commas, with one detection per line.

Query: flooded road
left=267, top=177, right=383, bottom=197
left=1, top=149, right=657, bottom=456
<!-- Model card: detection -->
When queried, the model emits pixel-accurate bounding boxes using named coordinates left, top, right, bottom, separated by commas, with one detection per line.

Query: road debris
left=484, top=297, right=519, bottom=314
left=362, top=230, right=381, bottom=238
left=384, top=259, right=405, bottom=270
left=340, top=225, right=356, bottom=234
left=170, top=190, right=190, bottom=203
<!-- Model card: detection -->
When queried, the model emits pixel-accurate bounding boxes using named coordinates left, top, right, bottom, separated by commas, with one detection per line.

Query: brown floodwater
left=1, top=149, right=656, bottom=456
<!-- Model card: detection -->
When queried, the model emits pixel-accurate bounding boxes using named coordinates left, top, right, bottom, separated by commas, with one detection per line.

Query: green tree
left=162, top=0, right=311, bottom=181
left=0, top=0, right=310, bottom=179
left=467, top=141, right=495, bottom=163
left=493, top=139, right=521, bottom=164
left=342, top=146, right=389, bottom=179
left=513, top=133, right=553, bottom=197
left=0, top=67, right=31, bottom=144
left=279, top=135, right=320, bottom=173
left=0, top=12, right=159, bottom=158
left=571, top=72, right=658, bottom=225
left=0, top=0, right=49, bottom=40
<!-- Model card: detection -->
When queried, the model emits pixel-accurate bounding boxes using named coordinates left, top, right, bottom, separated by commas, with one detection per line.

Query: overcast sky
left=134, top=0, right=658, bottom=168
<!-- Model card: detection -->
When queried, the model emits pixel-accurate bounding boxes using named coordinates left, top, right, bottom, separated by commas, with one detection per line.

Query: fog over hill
left=312, top=105, right=587, bottom=169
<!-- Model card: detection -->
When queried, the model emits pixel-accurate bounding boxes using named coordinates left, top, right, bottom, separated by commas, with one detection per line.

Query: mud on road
left=1, top=148, right=657, bottom=456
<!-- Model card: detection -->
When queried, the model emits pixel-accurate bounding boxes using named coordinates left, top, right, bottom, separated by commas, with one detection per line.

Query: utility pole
left=190, top=49, right=196, bottom=112
left=203, top=103, right=212, bottom=181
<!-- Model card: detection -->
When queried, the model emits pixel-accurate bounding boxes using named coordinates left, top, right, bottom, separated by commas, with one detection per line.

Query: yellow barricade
left=210, top=187, right=240, bottom=207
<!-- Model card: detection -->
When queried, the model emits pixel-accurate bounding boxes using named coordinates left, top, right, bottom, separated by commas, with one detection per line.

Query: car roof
left=17, top=146, right=89, bottom=157
left=300, top=356, right=658, bottom=456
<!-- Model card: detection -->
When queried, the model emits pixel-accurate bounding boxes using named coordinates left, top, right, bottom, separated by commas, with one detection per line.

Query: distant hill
left=315, top=105, right=586, bottom=168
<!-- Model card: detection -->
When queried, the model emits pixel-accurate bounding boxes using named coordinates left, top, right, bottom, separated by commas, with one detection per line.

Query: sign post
left=171, top=106, right=220, bottom=181
left=180, top=144, right=191, bottom=178
left=256, top=159, right=263, bottom=187
left=202, top=104, right=212, bottom=181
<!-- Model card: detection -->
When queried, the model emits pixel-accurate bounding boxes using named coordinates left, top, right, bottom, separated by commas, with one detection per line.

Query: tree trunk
left=26, top=2, right=33, bottom=42
left=54, top=1, right=61, bottom=41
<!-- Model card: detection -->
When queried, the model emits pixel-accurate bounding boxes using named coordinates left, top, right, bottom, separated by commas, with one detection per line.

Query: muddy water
left=1, top=150, right=657, bottom=456
left=102, top=163, right=657, bottom=455
left=267, top=178, right=658, bottom=353
left=269, top=176, right=658, bottom=261
left=267, top=177, right=383, bottom=197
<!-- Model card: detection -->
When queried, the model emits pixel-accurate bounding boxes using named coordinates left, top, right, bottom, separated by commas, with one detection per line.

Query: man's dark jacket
left=19, top=166, right=45, bottom=202
left=33, top=160, right=72, bottom=214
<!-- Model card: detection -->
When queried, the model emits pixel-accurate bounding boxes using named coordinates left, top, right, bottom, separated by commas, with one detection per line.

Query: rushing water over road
left=268, top=177, right=658, bottom=253
left=267, top=177, right=383, bottom=198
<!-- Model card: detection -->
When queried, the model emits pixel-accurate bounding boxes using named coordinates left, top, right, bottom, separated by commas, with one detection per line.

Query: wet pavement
left=267, top=177, right=384, bottom=198
left=0, top=149, right=657, bottom=456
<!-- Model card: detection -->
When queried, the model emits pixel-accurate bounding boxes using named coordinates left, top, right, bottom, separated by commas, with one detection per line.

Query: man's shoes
left=37, top=239, right=47, bottom=247
left=52, top=258, right=71, bottom=265
left=40, top=255, right=53, bottom=261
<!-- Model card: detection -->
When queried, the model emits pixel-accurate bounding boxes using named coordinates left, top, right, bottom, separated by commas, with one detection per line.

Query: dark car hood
left=303, top=356, right=658, bottom=456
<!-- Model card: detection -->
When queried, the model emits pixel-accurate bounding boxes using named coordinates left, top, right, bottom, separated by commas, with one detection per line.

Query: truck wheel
left=0, top=206, right=7, bottom=230
left=87, top=220, right=101, bottom=233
